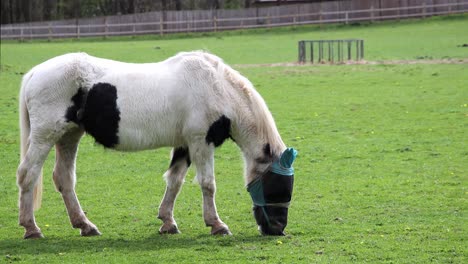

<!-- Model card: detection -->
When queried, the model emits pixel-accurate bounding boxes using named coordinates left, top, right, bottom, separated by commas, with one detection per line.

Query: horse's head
left=247, top=147, right=297, bottom=236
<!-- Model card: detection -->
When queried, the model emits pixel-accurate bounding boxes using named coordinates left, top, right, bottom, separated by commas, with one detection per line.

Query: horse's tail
left=19, top=71, right=43, bottom=211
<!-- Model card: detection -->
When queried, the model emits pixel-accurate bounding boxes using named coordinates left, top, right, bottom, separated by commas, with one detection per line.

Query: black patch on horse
left=65, top=88, right=87, bottom=124
left=80, top=83, right=120, bottom=148
left=205, top=115, right=231, bottom=147
left=169, top=147, right=191, bottom=168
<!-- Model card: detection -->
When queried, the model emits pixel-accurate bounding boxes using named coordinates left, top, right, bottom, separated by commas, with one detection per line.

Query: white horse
left=17, top=51, right=297, bottom=239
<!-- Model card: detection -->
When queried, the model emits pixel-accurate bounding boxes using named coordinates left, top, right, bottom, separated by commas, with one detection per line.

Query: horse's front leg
left=189, top=143, right=232, bottom=235
left=53, top=129, right=101, bottom=237
left=158, top=147, right=190, bottom=234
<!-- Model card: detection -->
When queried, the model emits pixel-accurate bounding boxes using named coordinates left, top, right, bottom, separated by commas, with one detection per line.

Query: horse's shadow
left=0, top=233, right=276, bottom=255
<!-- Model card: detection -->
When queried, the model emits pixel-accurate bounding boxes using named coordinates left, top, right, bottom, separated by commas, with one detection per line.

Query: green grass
left=0, top=15, right=467, bottom=263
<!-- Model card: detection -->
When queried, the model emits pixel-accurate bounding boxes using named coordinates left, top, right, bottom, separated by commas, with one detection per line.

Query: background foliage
left=1, top=0, right=251, bottom=24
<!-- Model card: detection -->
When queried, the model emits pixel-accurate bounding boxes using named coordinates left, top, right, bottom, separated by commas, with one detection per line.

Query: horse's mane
left=198, top=51, right=286, bottom=157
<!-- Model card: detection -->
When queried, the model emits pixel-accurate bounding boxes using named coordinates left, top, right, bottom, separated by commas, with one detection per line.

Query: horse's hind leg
left=53, top=128, right=101, bottom=236
left=17, top=142, right=53, bottom=239
left=158, top=147, right=190, bottom=234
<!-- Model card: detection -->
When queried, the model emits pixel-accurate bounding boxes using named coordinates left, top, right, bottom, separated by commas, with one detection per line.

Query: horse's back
left=22, top=52, right=236, bottom=151
left=22, top=53, right=85, bottom=98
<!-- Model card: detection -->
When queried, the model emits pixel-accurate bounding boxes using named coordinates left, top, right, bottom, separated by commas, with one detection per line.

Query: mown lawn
left=0, top=15, right=467, bottom=263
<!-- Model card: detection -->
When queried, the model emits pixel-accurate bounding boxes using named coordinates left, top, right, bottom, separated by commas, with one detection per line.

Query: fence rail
left=1, top=1, right=467, bottom=40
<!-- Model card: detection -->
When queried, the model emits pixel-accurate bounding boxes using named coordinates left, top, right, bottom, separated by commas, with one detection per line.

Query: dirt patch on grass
left=235, top=58, right=468, bottom=68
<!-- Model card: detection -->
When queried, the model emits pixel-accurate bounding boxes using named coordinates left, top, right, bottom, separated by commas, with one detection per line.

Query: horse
left=16, top=51, right=297, bottom=239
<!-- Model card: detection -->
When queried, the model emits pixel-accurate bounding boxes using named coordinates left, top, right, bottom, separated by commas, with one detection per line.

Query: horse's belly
left=116, top=119, right=181, bottom=151
left=114, top=95, right=185, bottom=151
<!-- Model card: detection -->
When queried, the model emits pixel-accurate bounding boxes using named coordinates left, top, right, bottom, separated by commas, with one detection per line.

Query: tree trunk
left=175, top=0, right=182, bottom=10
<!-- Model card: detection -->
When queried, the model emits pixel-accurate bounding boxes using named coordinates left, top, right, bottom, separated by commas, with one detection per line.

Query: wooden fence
left=1, top=0, right=467, bottom=40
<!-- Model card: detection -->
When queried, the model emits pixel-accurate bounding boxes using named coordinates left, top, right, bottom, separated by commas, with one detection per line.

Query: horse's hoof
left=159, top=224, right=180, bottom=234
left=24, top=231, right=44, bottom=239
left=211, top=225, right=232, bottom=236
left=81, top=227, right=101, bottom=237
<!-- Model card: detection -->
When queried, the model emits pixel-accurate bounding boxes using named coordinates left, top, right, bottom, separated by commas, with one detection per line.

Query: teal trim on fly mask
left=270, top=147, right=297, bottom=176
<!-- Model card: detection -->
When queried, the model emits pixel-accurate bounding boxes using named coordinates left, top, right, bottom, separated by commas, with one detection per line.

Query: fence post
left=422, top=2, right=426, bottom=18
left=29, top=23, right=32, bottom=40
left=319, top=8, right=323, bottom=28
left=356, top=40, right=359, bottom=61
left=347, top=41, right=351, bottom=61
left=361, top=40, right=364, bottom=60
left=213, top=16, right=217, bottom=32
left=160, top=16, right=164, bottom=36
left=298, top=41, right=305, bottom=63
left=295, top=5, right=299, bottom=26
left=104, top=16, right=108, bottom=39
left=338, top=40, right=342, bottom=63
left=319, top=41, right=323, bottom=62
left=132, top=14, right=136, bottom=38
left=310, top=41, right=314, bottom=63
left=48, top=22, right=52, bottom=41
left=371, top=5, right=375, bottom=22
left=345, top=12, right=349, bottom=25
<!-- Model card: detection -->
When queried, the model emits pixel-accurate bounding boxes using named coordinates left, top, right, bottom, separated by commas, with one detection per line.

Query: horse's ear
left=263, top=143, right=272, bottom=158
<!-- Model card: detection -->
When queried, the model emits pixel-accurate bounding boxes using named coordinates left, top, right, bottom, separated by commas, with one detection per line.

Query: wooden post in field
left=298, top=41, right=305, bottom=63
left=347, top=40, right=351, bottom=61
left=338, top=40, right=342, bottom=63
left=361, top=40, right=364, bottom=60
left=355, top=41, right=359, bottom=61
left=319, top=41, right=323, bottom=62
left=310, top=41, right=314, bottom=63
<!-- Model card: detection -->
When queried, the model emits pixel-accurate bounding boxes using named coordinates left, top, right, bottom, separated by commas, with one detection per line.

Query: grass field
left=1, top=15, right=467, bottom=263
